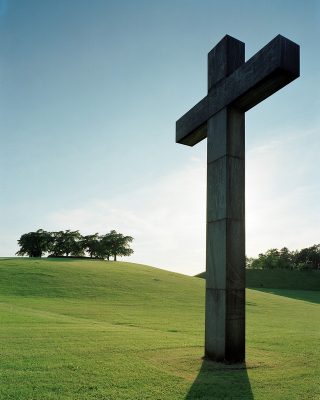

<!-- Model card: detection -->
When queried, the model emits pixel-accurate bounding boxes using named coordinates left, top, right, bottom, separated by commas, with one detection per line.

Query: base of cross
left=205, top=288, right=245, bottom=363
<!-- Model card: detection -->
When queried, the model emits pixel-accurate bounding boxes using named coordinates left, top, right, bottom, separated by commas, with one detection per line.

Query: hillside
left=0, top=258, right=319, bottom=399
left=196, top=269, right=320, bottom=290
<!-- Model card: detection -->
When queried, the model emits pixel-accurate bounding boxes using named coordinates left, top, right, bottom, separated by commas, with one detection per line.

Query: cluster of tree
left=16, top=229, right=133, bottom=261
left=246, top=244, right=320, bottom=271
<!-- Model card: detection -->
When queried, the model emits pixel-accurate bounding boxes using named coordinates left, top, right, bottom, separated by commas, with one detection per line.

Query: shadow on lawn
left=253, top=288, right=320, bottom=304
left=185, top=358, right=253, bottom=399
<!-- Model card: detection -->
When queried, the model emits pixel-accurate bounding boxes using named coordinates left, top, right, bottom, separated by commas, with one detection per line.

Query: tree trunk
left=114, top=254, right=117, bottom=261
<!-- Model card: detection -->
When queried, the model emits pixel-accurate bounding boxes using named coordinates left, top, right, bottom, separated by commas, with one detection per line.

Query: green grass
left=0, top=258, right=319, bottom=399
left=197, top=268, right=320, bottom=291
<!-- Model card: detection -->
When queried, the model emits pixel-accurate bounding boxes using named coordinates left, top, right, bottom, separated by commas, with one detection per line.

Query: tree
left=82, top=233, right=101, bottom=258
left=97, top=234, right=112, bottom=260
left=16, top=228, right=134, bottom=261
left=246, top=244, right=320, bottom=270
left=278, top=247, right=294, bottom=269
left=16, top=229, right=52, bottom=257
left=101, top=230, right=134, bottom=261
left=49, top=230, right=82, bottom=257
left=294, top=245, right=320, bottom=270
left=249, top=248, right=293, bottom=269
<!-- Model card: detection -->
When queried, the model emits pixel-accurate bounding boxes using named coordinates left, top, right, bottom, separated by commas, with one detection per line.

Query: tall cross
left=176, top=35, right=299, bottom=363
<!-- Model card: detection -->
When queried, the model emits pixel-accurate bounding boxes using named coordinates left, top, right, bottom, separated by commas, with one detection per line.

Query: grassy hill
left=196, top=268, right=320, bottom=291
left=0, top=258, right=319, bottom=399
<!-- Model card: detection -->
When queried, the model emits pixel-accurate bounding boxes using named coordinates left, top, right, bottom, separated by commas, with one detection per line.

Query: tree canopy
left=50, top=230, right=83, bottom=257
left=16, top=229, right=134, bottom=261
left=16, top=229, right=52, bottom=258
left=105, top=230, right=134, bottom=261
left=246, top=245, right=320, bottom=271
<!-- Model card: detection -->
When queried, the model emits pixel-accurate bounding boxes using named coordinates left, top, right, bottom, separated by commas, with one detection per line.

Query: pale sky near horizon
left=0, top=0, right=319, bottom=275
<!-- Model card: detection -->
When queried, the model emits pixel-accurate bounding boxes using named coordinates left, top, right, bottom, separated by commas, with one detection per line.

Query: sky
left=0, top=0, right=319, bottom=275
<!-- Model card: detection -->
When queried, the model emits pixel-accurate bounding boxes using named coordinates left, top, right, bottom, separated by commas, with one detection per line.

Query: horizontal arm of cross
left=176, top=35, right=300, bottom=146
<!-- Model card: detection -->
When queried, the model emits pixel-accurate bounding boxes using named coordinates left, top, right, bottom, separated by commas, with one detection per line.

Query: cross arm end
left=176, top=96, right=209, bottom=146
left=176, top=121, right=207, bottom=146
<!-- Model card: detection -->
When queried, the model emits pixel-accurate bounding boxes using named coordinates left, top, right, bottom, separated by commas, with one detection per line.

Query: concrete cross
left=176, top=35, right=299, bottom=363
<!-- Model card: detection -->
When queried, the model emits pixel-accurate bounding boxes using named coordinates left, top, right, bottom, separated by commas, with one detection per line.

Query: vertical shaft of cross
left=205, top=36, right=246, bottom=363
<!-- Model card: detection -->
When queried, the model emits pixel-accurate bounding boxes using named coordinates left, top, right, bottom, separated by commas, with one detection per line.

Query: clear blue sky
left=0, top=0, right=319, bottom=275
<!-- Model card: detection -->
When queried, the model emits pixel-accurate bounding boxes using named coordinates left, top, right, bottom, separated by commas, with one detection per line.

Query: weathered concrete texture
left=205, top=107, right=245, bottom=362
left=207, top=156, right=245, bottom=221
left=176, top=35, right=300, bottom=146
left=176, top=34, right=299, bottom=364
left=205, top=288, right=226, bottom=361
left=208, top=35, right=245, bottom=90
left=206, top=220, right=245, bottom=291
left=205, top=288, right=245, bottom=362
left=225, top=289, right=245, bottom=362
left=206, top=221, right=226, bottom=290
left=207, top=108, right=244, bottom=163
left=204, top=38, right=246, bottom=363
left=226, top=220, right=245, bottom=289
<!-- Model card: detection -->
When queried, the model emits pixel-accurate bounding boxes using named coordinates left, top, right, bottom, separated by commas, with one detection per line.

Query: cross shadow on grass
left=252, top=288, right=320, bottom=304
left=185, top=358, right=253, bottom=400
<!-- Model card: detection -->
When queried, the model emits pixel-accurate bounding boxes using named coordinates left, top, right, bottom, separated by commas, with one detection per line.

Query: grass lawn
left=0, top=258, right=319, bottom=399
